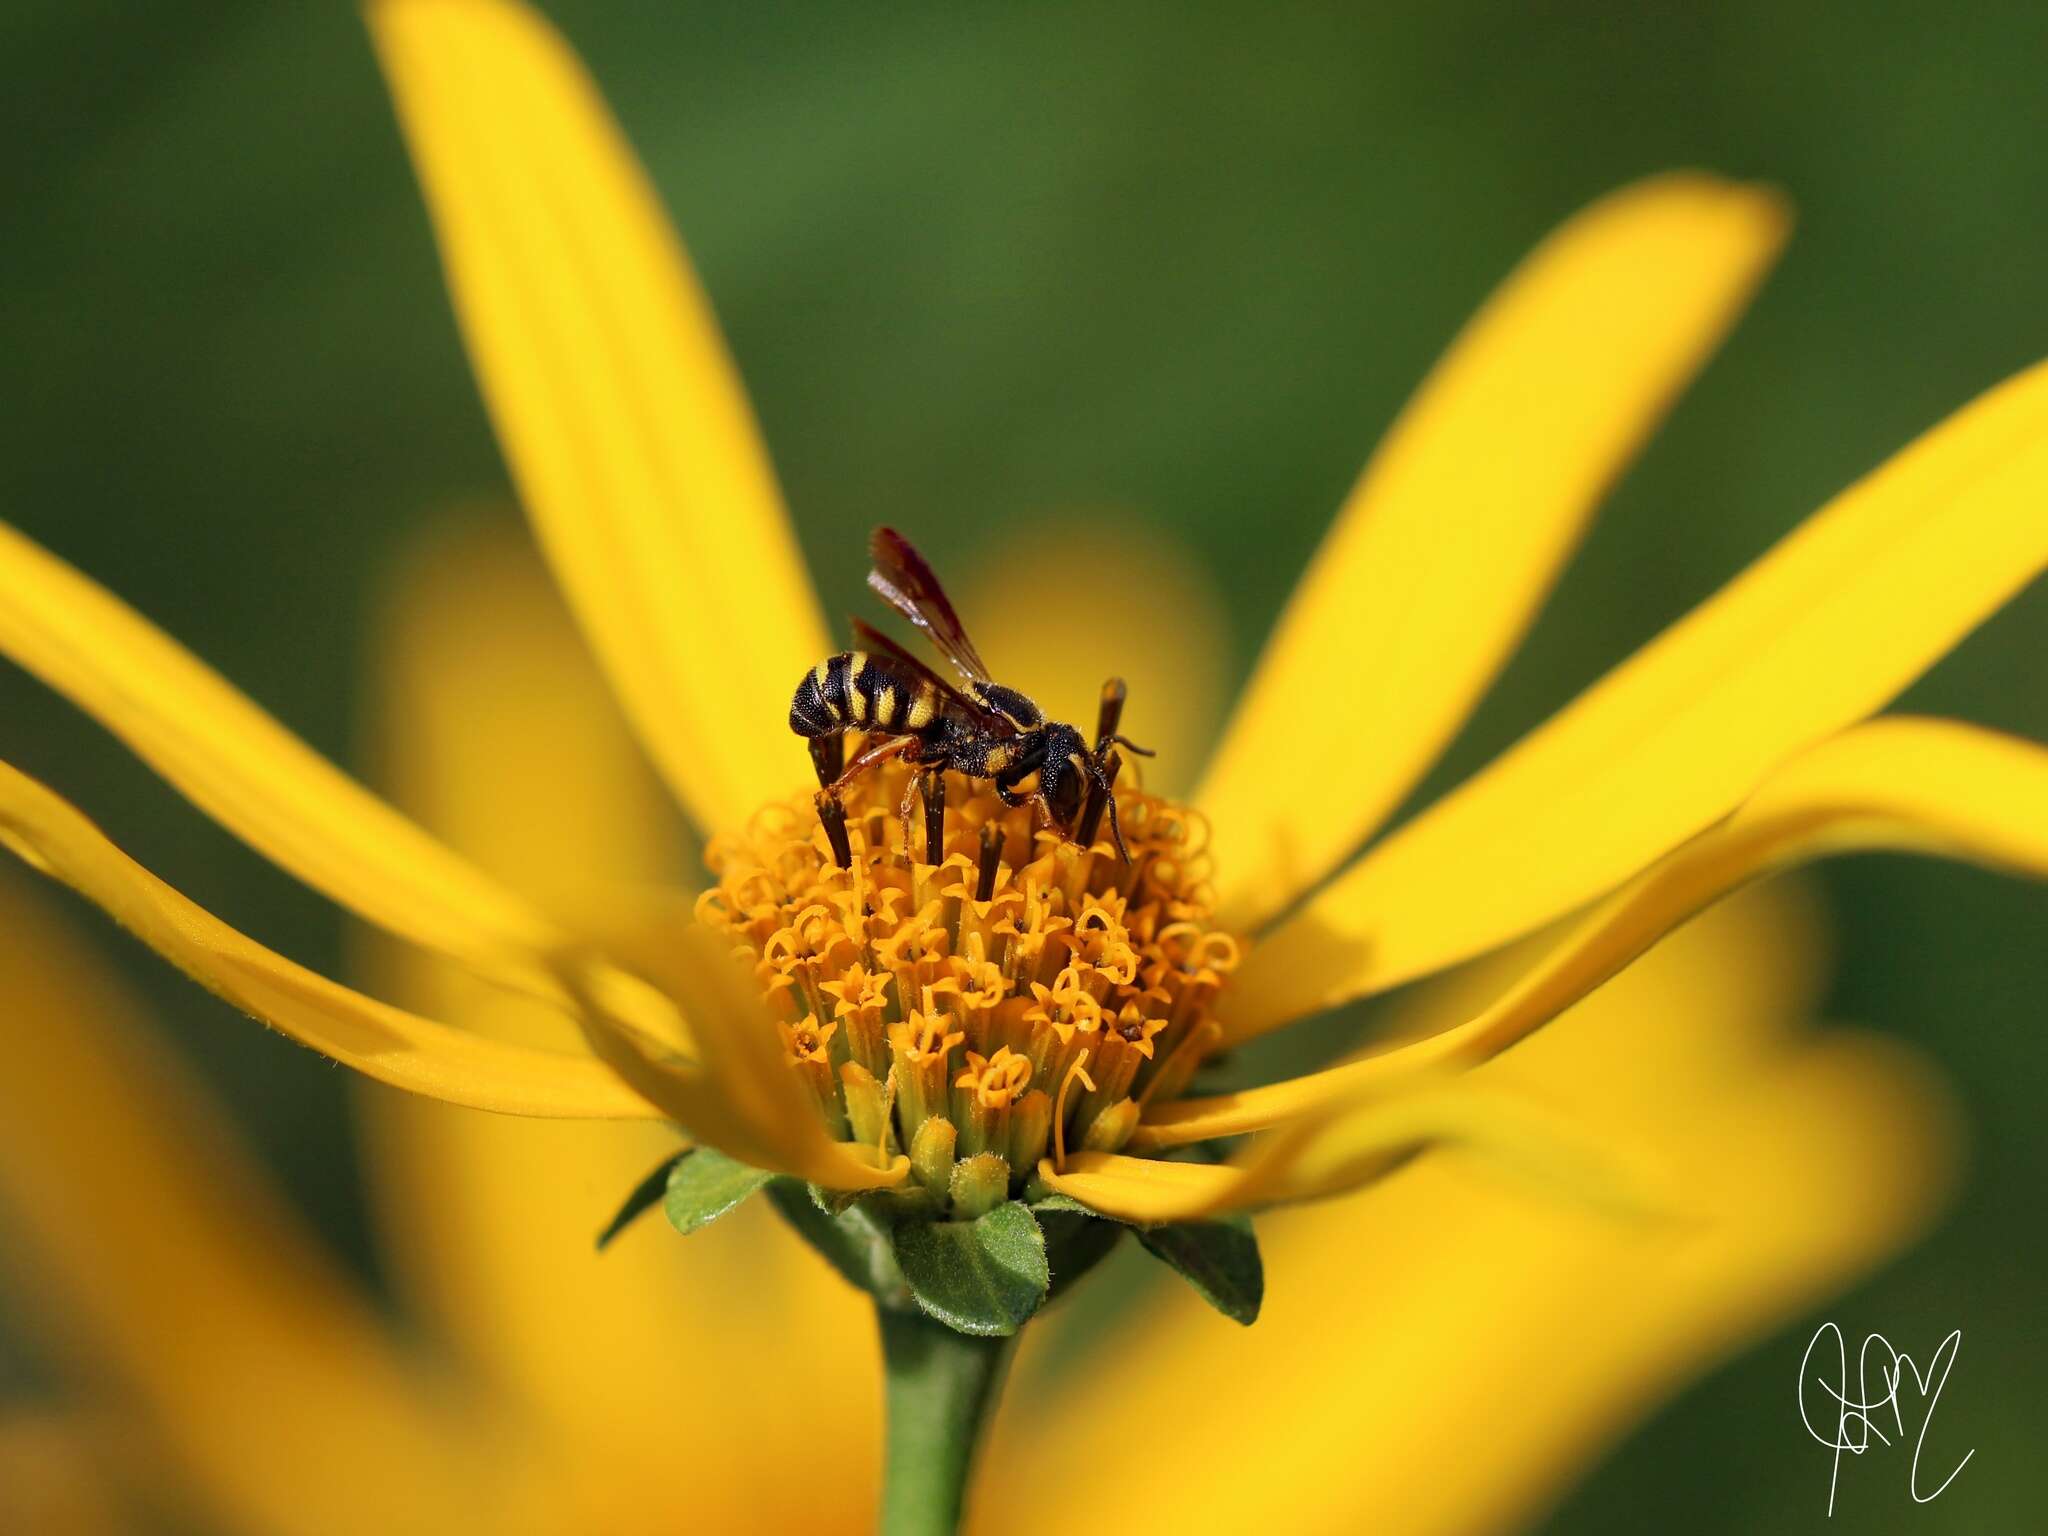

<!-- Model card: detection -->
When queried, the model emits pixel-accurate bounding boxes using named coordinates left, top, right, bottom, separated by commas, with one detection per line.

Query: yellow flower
left=1, top=0, right=2041, bottom=1520
left=0, top=524, right=1958, bottom=1532
left=0, top=0, right=2040, bottom=1234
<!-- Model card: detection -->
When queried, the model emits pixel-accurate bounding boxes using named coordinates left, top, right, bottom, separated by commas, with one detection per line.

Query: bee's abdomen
left=788, top=655, right=843, bottom=737
left=789, top=650, right=941, bottom=739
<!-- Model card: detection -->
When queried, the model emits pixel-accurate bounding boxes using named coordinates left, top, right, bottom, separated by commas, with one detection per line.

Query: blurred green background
left=2, top=1, right=2044, bottom=1529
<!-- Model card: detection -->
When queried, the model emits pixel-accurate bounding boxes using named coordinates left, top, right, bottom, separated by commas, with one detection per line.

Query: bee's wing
left=849, top=618, right=1016, bottom=737
left=867, top=526, right=993, bottom=687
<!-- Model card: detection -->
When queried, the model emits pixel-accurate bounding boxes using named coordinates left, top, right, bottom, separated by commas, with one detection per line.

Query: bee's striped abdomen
left=790, top=650, right=949, bottom=741
left=849, top=651, right=913, bottom=731
left=788, top=653, right=850, bottom=737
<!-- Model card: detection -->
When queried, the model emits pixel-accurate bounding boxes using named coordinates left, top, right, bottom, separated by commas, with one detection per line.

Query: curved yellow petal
left=1166, top=716, right=2048, bottom=1138
left=1225, top=1084, right=1659, bottom=1219
left=0, top=876, right=487, bottom=1535
left=1035, top=1152, right=1238, bottom=1222
left=1253, top=353, right=2048, bottom=1006
left=984, top=883, right=1956, bottom=1536
left=1047, top=1084, right=1652, bottom=1225
left=0, top=520, right=559, bottom=988
left=367, top=0, right=827, bottom=836
left=1459, top=875, right=1831, bottom=1119
left=1335, top=875, right=1832, bottom=1119
left=0, top=757, right=651, bottom=1119
left=354, top=520, right=881, bottom=1531
left=1200, top=174, right=1789, bottom=926
left=572, top=926, right=910, bottom=1190
left=1404, top=715, right=2048, bottom=1069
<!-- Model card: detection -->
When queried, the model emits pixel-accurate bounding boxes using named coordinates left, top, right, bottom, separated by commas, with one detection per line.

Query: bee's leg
left=992, top=758, right=1039, bottom=811
left=988, top=763, right=1056, bottom=836
left=1029, top=793, right=1060, bottom=837
left=827, top=733, right=915, bottom=797
left=897, top=769, right=926, bottom=858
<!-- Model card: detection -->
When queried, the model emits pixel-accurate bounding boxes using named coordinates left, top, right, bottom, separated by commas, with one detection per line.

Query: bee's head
left=1036, top=721, right=1092, bottom=829
left=1033, top=721, right=1140, bottom=863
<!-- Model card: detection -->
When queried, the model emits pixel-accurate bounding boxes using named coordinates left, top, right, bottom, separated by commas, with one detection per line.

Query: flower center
left=694, top=757, right=1239, bottom=1213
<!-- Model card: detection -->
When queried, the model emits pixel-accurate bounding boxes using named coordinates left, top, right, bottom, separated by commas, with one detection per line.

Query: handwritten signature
left=1798, top=1322, right=1974, bottom=1515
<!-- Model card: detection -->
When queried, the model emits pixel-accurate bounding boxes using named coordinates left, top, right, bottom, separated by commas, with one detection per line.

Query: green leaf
left=663, top=1147, right=773, bottom=1236
left=893, top=1202, right=1050, bottom=1337
left=766, top=1179, right=911, bottom=1307
left=1135, top=1216, right=1264, bottom=1324
left=595, top=1149, right=687, bottom=1251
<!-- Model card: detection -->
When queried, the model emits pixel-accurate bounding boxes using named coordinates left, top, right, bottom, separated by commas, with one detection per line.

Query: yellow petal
left=1166, top=716, right=2048, bottom=1138
left=0, top=519, right=559, bottom=988
left=1047, top=1084, right=1653, bottom=1225
left=0, top=757, right=651, bottom=1119
left=1035, top=1151, right=1239, bottom=1221
left=1199, top=174, right=1789, bottom=927
left=1462, top=874, right=1830, bottom=1120
left=1221, top=1083, right=1661, bottom=1219
left=984, top=884, right=1956, bottom=1536
left=1252, top=353, right=2048, bottom=1007
left=1409, top=715, right=2048, bottom=1069
left=573, top=924, right=909, bottom=1191
left=367, top=0, right=827, bottom=835
left=0, top=875, right=487, bottom=1535
left=363, top=1108, right=886, bottom=1533
left=354, top=519, right=880, bottom=1531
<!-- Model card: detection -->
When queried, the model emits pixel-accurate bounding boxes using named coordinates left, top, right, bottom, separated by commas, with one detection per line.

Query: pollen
left=694, top=756, right=1239, bottom=1215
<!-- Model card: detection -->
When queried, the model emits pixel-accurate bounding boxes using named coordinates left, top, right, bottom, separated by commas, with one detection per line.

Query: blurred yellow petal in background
left=0, top=1411, right=126, bottom=1536
left=355, top=516, right=881, bottom=1529
left=0, top=874, right=490, bottom=1536
left=957, top=513, right=1230, bottom=796
left=986, top=884, right=1957, bottom=1536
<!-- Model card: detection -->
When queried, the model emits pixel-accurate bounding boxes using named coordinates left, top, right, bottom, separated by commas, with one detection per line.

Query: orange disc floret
left=694, top=755, right=1238, bottom=1214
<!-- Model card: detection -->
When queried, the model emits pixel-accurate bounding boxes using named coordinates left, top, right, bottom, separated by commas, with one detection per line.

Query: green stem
left=875, top=1305, right=1016, bottom=1536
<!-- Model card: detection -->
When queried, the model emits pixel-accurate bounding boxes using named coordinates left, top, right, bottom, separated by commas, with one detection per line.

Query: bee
left=789, top=527, right=1150, bottom=862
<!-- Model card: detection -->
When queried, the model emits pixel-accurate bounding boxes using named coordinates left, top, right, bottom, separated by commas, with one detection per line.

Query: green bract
left=623, top=1152, right=1265, bottom=1339
left=663, top=1147, right=775, bottom=1236
left=892, top=1203, right=1050, bottom=1338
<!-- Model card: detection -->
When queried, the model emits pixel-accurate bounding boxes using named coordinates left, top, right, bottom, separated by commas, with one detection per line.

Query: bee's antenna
left=1101, top=733, right=1154, bottom=759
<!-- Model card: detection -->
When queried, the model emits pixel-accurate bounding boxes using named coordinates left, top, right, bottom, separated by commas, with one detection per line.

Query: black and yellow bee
left=790, top=528, right=1148, bottom=861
